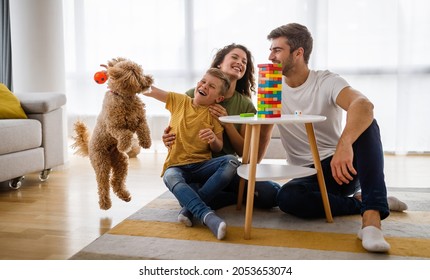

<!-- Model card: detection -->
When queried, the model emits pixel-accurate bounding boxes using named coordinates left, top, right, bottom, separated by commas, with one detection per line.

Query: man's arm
left=331, top=86, right=374, bottom=185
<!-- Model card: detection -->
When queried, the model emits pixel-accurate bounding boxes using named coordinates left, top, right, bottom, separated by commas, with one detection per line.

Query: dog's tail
left=71, top=120, right=90, bottom=157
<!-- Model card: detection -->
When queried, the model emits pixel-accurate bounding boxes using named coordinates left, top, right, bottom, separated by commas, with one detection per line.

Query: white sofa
left=0, top=92, right=67, bottom=189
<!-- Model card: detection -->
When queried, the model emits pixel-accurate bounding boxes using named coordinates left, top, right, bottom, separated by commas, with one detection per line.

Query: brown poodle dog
left=72, top=57, right=153, bottom=210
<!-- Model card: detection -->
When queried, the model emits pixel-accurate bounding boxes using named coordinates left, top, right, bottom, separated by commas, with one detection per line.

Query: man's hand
left=162, top=125, right=176, bottom=148
left=330, top=140, right=357, bottom=185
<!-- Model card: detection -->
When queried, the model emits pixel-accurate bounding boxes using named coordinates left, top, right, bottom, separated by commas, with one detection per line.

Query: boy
left=143, top=68, right=239, bottom=240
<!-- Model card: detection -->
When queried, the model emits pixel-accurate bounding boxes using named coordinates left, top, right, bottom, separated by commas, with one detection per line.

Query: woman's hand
left=162, top=125, right=176, bottom=148
left=209, top=104, right=228, bottom=119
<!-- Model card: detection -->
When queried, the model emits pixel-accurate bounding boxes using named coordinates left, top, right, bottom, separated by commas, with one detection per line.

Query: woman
left=163, top=44, right=280, bottom=225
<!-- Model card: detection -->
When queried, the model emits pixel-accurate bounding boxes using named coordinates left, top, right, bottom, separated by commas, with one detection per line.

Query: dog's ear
left=107, top=57, right=127, bottom=68
left=139, top=74, right=154, bottom=90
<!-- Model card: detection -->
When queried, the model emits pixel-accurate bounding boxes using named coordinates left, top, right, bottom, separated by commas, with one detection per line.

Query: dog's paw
left=116, top=189, right=131, bottom=202
left=140, top=139, right=152, bottom=149
left=99, top=199, right=112, bottom=210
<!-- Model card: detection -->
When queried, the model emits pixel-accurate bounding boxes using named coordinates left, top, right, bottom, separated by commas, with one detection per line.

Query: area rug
left=70, top=188, right=430, bottom=260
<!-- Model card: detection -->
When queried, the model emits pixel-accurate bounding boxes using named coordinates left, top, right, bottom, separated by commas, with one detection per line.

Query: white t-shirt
left=277, top=70, right=350, bottom=166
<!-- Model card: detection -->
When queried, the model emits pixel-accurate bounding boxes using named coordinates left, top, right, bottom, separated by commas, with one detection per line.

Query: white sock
left=354, top=193, right=408, bottom=212
left=387, top=196, right=408, bottom=212
left=357, top=226, right=391, bottom=253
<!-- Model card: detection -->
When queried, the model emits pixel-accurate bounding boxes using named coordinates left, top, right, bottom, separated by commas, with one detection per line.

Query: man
left=267, top=23, right=407, bottom=252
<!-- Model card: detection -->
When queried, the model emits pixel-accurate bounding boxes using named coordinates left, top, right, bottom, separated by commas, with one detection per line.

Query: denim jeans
left=163, top=154, right=239, bottom=222
left=277, top=119, right=389, bottom=219
left=208, top=174, right=281, bottom=210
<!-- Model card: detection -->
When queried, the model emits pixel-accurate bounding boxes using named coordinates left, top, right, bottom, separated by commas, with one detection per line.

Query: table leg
left=237, top=124, right=251, bottom=210
left=305, top=123, right=334, bottom=223
left=244, top=124, right=261, bottom=239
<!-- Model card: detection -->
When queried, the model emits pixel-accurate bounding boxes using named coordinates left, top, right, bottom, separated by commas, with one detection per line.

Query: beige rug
left=70, top=188, right=430, bottom=260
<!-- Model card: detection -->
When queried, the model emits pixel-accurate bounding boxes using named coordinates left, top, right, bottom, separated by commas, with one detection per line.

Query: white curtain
left=63, top=0, right=430, bottom=153
left=0, top=0, right=12, bottom=88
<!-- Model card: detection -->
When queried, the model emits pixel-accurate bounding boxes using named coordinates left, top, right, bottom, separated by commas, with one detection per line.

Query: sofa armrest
left=15, top=92, right=67, bottom=114
left=15, top=92, right=67, bottom=170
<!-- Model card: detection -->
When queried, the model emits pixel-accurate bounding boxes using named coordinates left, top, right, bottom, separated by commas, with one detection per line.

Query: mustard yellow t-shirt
left=161, top=92, right=224, bottom=176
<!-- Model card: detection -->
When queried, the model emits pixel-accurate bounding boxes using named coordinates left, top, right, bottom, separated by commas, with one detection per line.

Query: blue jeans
left=163, top=155, right=239, bottom=222
left=277, top=120, right=389, bottom=219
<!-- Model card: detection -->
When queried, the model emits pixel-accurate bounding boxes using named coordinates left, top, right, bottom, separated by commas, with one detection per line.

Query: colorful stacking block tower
left=257, top=63, right=282, bottom=118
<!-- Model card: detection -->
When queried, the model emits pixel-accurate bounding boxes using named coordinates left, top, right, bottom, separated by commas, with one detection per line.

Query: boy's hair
left=267, top=23, right=313, bottom=65
left=206, top=68, right=231, bottom=96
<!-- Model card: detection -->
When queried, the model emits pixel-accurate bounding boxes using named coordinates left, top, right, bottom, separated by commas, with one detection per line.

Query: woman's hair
left=206, top=68, right=231, bottom=96
left=210, top=43, right=255, bottom=98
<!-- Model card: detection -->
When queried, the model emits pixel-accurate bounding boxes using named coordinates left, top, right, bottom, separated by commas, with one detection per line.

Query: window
left=63, top=0, right=430, bottom=153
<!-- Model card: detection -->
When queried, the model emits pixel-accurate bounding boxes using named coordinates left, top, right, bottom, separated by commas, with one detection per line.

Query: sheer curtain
left=0, top=0, right=12, bottom=89
left=321, top=0, right=430, bottom=153
left=63, top=0, right=430, bottom=153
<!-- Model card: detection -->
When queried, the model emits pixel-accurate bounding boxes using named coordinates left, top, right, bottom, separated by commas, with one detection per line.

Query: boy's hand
left=199, top=128, right=216, bottom=144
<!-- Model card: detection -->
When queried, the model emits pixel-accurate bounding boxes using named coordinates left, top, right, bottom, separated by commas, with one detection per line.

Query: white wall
left=9, top=0, right=65, bottom=93
left=9, top=0, right=68, bottom=161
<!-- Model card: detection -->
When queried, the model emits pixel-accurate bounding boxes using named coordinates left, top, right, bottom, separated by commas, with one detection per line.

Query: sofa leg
left=9, top=176, right=25, bottom=189
left=39, top=169, right=52, bottom=182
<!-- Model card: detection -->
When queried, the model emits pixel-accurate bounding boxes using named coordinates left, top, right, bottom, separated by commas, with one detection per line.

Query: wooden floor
left=0, top=145, right=429, bottom=260
left=0, top=146, right=167, bottom=260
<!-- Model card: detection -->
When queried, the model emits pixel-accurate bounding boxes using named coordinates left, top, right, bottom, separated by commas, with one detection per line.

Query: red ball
left=94, top=71, right=108, bottom=84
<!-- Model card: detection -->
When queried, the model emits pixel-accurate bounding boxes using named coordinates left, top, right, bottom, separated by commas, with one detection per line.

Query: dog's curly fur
left=71, top=57, right=153, bottom=210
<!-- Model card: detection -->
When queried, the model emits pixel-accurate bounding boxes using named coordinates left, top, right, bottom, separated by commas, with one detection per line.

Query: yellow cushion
left=0, top=83, right=27, bottom=119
